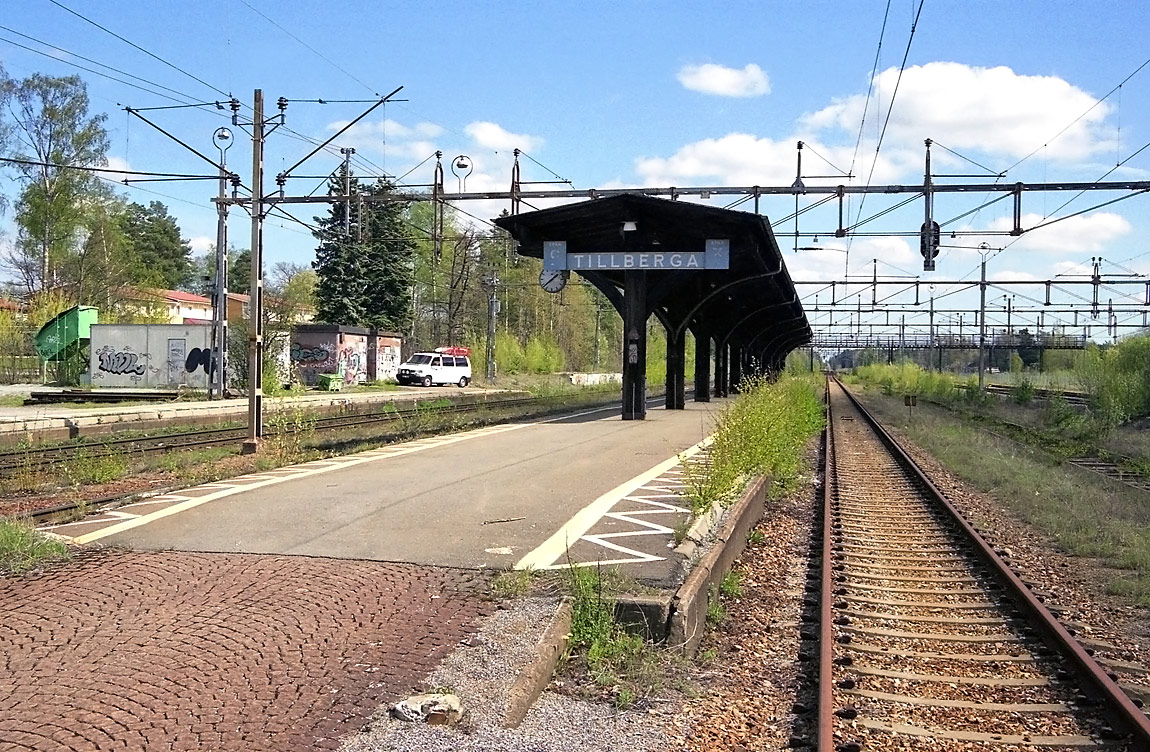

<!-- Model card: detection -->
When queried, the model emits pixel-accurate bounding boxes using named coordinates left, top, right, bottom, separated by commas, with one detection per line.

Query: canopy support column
left=665, top=332, right=686, bottom=410
left=693, top=329, right=711, bottom=402
left=622, top=270, right=648, bottom=420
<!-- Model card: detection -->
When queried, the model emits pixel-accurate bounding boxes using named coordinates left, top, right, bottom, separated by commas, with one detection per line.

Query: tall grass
left=0, top=518, right=70, bottom=575
left=685, top=374, right=824, bottom=512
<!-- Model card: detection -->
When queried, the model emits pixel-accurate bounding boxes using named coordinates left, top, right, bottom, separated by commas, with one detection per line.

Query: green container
left=316, top=373, right=343, bottom=391
left=35, top=305, right=98, bottom=361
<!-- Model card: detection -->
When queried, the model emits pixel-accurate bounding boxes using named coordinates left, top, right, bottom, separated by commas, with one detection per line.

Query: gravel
left=339, top=597, right=671, bottom=752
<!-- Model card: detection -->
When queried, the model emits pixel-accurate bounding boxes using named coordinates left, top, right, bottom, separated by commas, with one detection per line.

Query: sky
left=2, top=0, right=1149, bottom=340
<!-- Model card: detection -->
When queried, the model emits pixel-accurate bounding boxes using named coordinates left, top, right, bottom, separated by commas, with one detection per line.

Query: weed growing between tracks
left=858, top=389, right=1150, bottom=604
left=0, top=517, right=69, bottom=575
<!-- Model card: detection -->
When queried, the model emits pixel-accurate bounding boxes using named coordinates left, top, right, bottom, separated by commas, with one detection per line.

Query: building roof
left=125, top=288, right=212, bottom=305
left=495, top=194, right=810, bottom=368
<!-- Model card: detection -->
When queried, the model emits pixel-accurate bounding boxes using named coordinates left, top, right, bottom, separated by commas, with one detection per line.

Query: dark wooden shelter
left=495, top=194, right=809, bottom=419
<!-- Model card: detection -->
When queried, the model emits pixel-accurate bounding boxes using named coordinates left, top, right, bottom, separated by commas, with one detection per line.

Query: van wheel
left=422, top=375, right=433, bottom=387
left=458, top=376, right=470, bottom=388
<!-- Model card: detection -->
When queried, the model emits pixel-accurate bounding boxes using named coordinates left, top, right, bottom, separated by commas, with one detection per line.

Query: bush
left=494, top=330, right=526, bottom=374
left=685, top=374, right=824, bottom=511
left=1076, top=337, right=1150, bottom=425
left=524, top=335, right=564, bottom=374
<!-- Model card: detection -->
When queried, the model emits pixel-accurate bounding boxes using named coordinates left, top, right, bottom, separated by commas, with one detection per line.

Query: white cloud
left=786, top=236, right=914, bottom=280
left=325, top=118, right=444, bottom=156
left=983, top=212, right=1131, bottom=254
left=991, top=270, right=1037, bottom=281
left=677, top=63, right=770, bottom=98
left=464, top=121, right=543, bottom=153
left=187, top=236, right=214, bottom=254
left=97, top=156, right=132, bottom=182
left=802, top=62, right=1112, bottom=163
left=634, top=133, right=910, bottom=186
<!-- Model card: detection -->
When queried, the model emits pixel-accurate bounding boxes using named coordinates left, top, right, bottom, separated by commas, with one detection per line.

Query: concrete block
left=614, top=594, right=672, bottom=641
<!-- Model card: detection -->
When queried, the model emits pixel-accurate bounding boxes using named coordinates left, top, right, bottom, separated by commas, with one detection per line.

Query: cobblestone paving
left=0, top=550, right=494, bottom=751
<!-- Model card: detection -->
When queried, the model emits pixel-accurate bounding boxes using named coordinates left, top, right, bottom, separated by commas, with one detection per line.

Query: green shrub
left=1012, top=373, right=1036, bottom=405
left=494, top=330, right=526, bottom=374
left=684, top=374, right=825, bottom=512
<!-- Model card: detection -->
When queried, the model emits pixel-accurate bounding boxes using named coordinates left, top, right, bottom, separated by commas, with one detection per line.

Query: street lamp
left=451, top=155, right=473, bottom=192
left=212, top=126, right=233, bottom=400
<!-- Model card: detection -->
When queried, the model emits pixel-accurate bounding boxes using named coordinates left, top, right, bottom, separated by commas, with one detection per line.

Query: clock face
left=539, top=270, right=569, bottom=293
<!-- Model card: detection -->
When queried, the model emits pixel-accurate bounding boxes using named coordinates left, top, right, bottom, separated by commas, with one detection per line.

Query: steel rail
left=829, top=376, right=1150, bottom=748
left=817, top=389, right=836, bottom=752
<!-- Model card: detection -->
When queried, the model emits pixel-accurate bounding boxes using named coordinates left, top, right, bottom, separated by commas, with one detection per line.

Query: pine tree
left=360, top=178, right=415, bottom=332
left=311, top=165, right=366, bottom=325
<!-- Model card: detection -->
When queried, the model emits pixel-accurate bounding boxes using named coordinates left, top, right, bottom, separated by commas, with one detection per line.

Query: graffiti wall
left=375, top=336, right=402, bottom=381
left=290, top=327, right=369, bottom=386
left=290, top=327, right=403, bottom=386
left=90, top=324, right=213, bottom=389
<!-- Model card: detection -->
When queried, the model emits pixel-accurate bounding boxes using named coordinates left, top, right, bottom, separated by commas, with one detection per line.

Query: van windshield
left=405, top=354, right=433, bottom=365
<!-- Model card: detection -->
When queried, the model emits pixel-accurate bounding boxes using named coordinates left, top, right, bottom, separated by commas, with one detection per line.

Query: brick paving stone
left=0, top=550, right=494, bottom=752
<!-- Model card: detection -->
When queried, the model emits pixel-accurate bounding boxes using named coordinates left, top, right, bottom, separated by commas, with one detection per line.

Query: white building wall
left=90, top=324, right=214, bottom=389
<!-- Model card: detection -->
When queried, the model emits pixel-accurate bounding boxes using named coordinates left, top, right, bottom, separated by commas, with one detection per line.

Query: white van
left=396, top=349, right=472, bottom=387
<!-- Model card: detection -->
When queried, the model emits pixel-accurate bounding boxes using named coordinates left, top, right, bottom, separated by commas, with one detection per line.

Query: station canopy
left=494, top=194, right=810, bottom=371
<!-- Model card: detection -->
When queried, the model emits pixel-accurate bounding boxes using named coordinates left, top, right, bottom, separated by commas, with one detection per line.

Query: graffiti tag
left=185, top=347, right=216, bottom=375
left=290, top=343, right=333, bottom=364
left=337, top=347, right=366, bottom=383
left=98, top=350, right=146, bottom=376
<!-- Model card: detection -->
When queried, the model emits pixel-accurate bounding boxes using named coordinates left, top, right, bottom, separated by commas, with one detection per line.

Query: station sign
left=543, top=239, right=729, bottom=271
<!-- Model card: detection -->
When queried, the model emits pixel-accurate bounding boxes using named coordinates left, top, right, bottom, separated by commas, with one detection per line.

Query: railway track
left=819, top=378, right=1150, bottom=750
left=983, top=383, right=1090, bottom=406
left=0, top=394, right=550, bottom=478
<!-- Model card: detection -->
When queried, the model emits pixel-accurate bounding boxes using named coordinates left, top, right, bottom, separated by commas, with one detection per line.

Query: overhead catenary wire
left=0, top=33, right=225, bottom=114
left=0, top=156, right=215, bottom=179
left=0, top=25, right=215, bottom=107
left=235, top=0, right=378, bottom=96
left=930, top=140, right=1003, bottom=176
left=847, top=0, right=925, bottom=263
left=46, top=0, right=231, bottom=100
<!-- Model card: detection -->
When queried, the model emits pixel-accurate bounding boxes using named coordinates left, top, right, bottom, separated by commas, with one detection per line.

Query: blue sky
left=2, top=1, right=1149, bottom=337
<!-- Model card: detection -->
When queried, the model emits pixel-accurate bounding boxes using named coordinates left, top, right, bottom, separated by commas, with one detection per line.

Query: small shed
left=290, top=326, right=404, bottom=386
left=90, top=323, right=213, bottom=389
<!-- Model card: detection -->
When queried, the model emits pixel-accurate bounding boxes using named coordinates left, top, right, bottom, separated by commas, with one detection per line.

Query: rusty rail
left=817, top=390, right=836, bottom=751
left=825, top=375, right=1150, bottom=749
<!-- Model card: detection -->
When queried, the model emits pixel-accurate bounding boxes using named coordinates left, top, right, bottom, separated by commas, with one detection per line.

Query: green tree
left=220, top=247, right=252, bottom=295
left=118, top=201, right=192, bottom=289
left=360, top=178, right=415, bottom=332
left=2, top=74, right=109, bottom=293
left=311, top=165, right=365, bottom=325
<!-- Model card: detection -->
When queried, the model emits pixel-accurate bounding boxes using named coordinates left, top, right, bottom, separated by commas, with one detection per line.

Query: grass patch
left=683, top=374, right=824, bottom=515
left=705, top=599, right=726, bottom=627
left=564, top=561, right=663, bottom=708
left=490, top=569, right=534, bottom=598
left=60, top=449, right=129, bottom=486
left=857, top=389, right=1150, bottom=606
left=0, top=517, right=69, bottom=575
left=747, top=528, right=766, bottom=546
left=719, top=569, right=743, bottom=599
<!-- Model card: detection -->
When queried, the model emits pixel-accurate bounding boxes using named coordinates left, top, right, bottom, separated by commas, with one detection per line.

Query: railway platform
left=6, top=397, right=743, bottom=751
